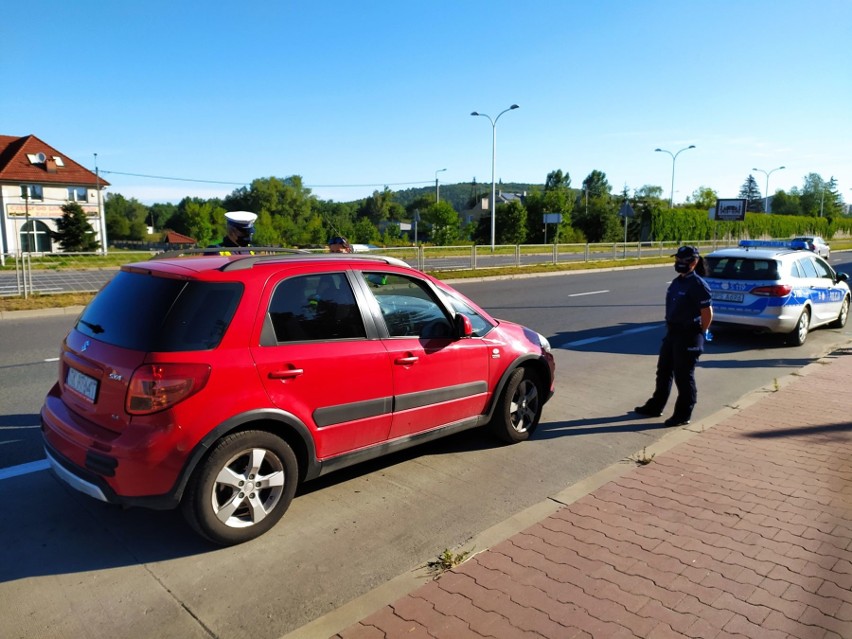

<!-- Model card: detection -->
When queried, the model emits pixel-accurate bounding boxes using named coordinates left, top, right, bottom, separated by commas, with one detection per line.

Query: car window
left=811, top=257, right=833, bottom=279
left=790, top=260, right=805, bottom=279
left=706, top=257, right=778, bottom=280
left=268, top=273, right=366, bottom=343
left=798, top=258, right=819, bottom=279
left=361, top=272, right=453, bottom=338
left=75, top=271, right=242, bottom=352
left=443, top=291, right=494, bottom=337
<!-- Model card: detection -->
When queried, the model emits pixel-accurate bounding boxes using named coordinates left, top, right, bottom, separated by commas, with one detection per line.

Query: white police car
left=704, top=240, right=850, bottom=346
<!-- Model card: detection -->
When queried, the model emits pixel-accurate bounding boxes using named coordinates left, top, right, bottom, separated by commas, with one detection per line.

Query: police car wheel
left=182, top=430, right=298, bottom=545
left=829, top=296, right=849, bottom=329
left=490, top=368, right=542, bottom=444
left=788, top=308, right=810, bottom=347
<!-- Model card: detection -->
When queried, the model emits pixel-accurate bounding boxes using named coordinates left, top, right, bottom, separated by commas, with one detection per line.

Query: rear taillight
left=126, top=364, right=211, bottom=415
left=750, top=284, right=793, bottom=297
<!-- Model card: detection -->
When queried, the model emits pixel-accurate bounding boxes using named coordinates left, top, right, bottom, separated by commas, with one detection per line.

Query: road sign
left=618, top=202, right=635, bottom=218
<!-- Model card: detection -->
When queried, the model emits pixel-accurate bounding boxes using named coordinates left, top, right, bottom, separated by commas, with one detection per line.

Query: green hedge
left=649, top=208, right=852, bottom=242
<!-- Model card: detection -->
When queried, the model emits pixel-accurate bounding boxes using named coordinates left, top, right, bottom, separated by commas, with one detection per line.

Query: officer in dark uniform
left=211, top=211, right=257, bottom=254
left=635, top=245, right=713, bottom=426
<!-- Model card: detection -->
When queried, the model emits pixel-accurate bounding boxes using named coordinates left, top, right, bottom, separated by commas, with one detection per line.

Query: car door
left=798, top=256, right=841, bottom=325
left=357, top=271, right=490, bottom=440
left=250, top=271, right=393, bottom=459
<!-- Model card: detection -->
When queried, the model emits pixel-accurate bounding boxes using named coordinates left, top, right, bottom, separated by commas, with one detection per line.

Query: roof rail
left=219, top=252, right=412, bottom=271
left=152, top=247, right=309, bottom=260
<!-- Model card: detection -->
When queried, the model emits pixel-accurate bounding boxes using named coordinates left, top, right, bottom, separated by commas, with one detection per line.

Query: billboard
left=711, top=198, right=747, bottom=221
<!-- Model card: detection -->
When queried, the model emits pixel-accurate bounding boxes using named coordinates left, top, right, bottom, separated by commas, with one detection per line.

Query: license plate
left=713, top=291, right=744, bottom=303
left=66, top=367, right=99, bottom=402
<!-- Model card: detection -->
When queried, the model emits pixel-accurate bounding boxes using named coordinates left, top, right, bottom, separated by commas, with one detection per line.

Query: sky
left=3, top=1, right=851, bottom=208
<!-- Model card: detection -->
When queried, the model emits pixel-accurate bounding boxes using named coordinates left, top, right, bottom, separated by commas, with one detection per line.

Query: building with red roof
left=0, top=134, right=109, bottom=254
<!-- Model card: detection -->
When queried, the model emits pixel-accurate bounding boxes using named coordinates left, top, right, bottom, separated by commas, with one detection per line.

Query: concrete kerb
left=279, top=343, right=850, bottom=639
left=0, top=305, right=85, bottom=321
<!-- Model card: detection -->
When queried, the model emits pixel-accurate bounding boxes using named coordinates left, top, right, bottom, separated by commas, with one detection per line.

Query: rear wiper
left=79, top=320, right=105, bottom=334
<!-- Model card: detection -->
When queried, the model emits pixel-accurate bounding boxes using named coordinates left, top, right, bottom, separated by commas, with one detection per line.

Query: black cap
left=328, top=236, right=349, bottom=246
left=672, top=245, right=699, bottom=259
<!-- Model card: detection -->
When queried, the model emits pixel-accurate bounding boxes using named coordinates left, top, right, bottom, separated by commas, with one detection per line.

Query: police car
left=704, top=240, right=850, bottom=346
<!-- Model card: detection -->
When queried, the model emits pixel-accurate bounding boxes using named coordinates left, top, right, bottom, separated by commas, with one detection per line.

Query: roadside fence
left=1, top=239, right=740, bottom=298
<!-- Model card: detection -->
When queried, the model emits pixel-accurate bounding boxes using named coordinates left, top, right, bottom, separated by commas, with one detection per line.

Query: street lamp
left=434, top=168, right=446, bottom=202
left=752, top=166, right=785, bottom=213
left=655, top=145, right=696, bottom=208
left=471, top=104, right=519, bottom=250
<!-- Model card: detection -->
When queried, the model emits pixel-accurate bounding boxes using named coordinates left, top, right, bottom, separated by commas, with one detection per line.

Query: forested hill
left=391, top=182, right=541, bottom=212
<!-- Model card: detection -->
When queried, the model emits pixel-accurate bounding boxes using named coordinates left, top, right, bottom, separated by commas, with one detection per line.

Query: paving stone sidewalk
left=334, top=347, right=852, bottom=639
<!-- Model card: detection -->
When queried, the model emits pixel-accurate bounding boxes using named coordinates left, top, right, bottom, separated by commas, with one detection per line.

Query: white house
left=0, top=134, right=109, bottom=255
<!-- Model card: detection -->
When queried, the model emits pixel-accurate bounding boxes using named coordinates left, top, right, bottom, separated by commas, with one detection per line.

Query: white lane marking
left=45, top=357, right=60, bottom=362
left=566, top=324, right=659, bottom=347
left=568, top=289, right=609, bottom=297
left=0, top=459, right=50, bottom=481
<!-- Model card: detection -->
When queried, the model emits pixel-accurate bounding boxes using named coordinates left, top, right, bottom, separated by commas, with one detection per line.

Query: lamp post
left=471, top=104, right=519, bottom=250
left=434, top=168, right=446, bottom=202
left=655, top=145, right=695, bottom=208
left=752, top=166, right=785, bottom=213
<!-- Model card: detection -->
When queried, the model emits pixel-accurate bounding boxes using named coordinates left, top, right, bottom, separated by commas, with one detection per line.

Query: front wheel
left=829, top=296, right=849, bottom=329
left=788, top=308, right=811, bottom=346
left=490, top=368, right=542, bottom=443
left=182, top=430, right=299, bottom=545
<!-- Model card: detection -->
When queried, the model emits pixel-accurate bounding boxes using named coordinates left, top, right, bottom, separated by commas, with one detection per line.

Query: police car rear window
left=76, top=271, right=243, bottom=351
left=705, top=257, right=779, bottom=281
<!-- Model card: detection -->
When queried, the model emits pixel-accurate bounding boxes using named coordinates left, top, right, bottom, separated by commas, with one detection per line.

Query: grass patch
left=0, top=292, right=94, bottom=312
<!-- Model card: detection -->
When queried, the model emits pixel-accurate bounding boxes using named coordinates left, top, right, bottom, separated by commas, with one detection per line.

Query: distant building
left=462, top=191, right=526, bottom=225
left=0, top=134, right=109, bottom=254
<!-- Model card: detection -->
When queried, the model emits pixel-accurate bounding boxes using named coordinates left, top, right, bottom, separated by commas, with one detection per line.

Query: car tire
left=181, top=430, right=298, bottom=545
left=489, top=367, right=542, bottom=444
left=788, top=308, right=811, bottom=346
left=829, top=296, right=849, bottom=329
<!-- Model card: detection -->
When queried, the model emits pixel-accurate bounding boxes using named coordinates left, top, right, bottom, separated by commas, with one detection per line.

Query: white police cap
left=225, top=211, right=257, bottom=227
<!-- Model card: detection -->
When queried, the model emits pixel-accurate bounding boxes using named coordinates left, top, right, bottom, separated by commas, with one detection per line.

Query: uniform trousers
left=649, top=329, right=704, bottom=419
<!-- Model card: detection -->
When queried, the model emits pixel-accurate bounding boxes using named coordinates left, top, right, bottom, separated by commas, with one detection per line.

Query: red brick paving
left=335, top=347, right=852, bottom=638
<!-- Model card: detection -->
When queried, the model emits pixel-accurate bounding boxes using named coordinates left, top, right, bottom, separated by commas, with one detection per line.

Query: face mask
left=674, top=261, right=691, bottom=273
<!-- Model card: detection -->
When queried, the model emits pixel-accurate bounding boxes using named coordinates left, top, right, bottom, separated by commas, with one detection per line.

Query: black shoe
left=634, top=404, right=663, bottom=417
left=664, top=415, right=691, bottom=427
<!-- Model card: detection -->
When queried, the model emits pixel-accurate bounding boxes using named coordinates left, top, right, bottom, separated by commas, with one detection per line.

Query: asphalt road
left=1, top=256, right=850, bottom=639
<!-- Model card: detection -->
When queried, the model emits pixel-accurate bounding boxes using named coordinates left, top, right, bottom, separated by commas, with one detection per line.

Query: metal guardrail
left=1, top=240, right=741, bottom=298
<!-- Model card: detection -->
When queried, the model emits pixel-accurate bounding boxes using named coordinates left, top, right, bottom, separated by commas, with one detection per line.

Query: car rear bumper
left=711, top=307, right=801, bottom=333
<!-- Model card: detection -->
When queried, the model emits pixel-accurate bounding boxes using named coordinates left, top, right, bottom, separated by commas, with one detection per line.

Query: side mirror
left=454, top=313, right=473, bottom=339
left=836, top=272, right=848, bottom=283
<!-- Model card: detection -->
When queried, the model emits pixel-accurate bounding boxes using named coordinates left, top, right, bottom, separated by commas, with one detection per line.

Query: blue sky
left=4, top=1, right=850, bottom=206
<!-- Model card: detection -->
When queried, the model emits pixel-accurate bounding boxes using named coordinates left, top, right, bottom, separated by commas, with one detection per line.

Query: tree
left=573, top=171, right=618, bottom=242
left=51, top=202, right=100, bottom=252
left=738, top=175, right=763, bottom=212
left=687, top=186, right=717, bottom=210
left=767, top=190, right=801, bottom=216
left=496, top=200, right=527, bottom=245
left=423, top=200, right=460, bottom=245
left=358, top=188, right=396, bottom=225
left=104, top=192, right=149, bottom=240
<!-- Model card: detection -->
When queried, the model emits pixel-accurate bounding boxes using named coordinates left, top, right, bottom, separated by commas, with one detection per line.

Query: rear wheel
left=182, top=430, right=298, bottom=545
left=788, top=308, right=810, bottom=346
left=829, top=296, right=849, bottom=329
left=490, top=368, right=542, bottom=443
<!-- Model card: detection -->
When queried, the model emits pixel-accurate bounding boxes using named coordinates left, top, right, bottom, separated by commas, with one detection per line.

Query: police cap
left=225, top=211, right=257, bottom=228
left=672, top=245, right=699, bottom=260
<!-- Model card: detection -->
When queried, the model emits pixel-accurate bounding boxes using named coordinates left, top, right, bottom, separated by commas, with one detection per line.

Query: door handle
left=394, top=356, right=419, bottom=365
left=269, top=368, right=304, bottom=379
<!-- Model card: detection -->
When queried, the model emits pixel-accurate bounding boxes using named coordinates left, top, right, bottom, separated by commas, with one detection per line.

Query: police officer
left=635, top=245, right=713, bottom=426
left=213, top=211, right=257, bottom=251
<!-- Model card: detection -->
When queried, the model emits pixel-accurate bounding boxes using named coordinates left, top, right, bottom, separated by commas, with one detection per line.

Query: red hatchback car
left=42, top=251, right=555, bottom=544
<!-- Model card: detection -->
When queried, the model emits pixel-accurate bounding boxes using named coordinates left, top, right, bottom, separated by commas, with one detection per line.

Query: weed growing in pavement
left=772, top=378, right=780, bottom=392
left=425, top=548, right=472, bottom=576
left=628, top=447, right=655, bottom=466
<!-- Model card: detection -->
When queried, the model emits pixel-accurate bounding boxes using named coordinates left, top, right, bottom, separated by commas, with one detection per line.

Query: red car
left=42, top=251, right=555, bottom=544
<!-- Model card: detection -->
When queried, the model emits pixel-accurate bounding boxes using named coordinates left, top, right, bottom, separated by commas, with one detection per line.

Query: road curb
left=0, top=306, right=85, bottom=321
